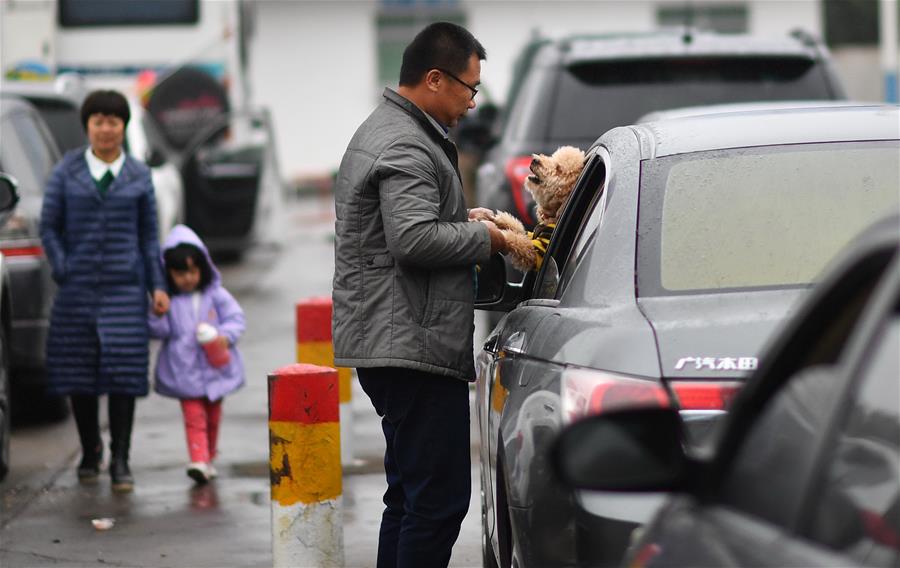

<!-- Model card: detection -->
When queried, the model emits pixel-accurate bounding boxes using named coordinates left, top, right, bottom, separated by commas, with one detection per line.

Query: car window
left=549, top=57, right=833, bottom=143
left=555, top=152, right=609, bottom=298
left=719, top=364, right=845, bottom=528
left=532, top=152, right=606, bottom=299
left=32, top=101, right=85, bottom=153
left=0, top=111, right=54, bottom=194
left=714, top=246, right=899, bottom=529
left=637, top=141, right=900, bottom=296
left=504, top=65, right=553, bottom=144
left=805, top=315, right=900, bottom=567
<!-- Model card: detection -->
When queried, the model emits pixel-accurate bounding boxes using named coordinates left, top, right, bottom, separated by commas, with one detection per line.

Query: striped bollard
left=268, top=364, right=343, bottom=567
left=296, top=297, right=354, bottom=465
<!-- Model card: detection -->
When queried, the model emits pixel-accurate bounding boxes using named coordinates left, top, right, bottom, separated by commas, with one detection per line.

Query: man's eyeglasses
left=436, top=68, right=478, bottom=100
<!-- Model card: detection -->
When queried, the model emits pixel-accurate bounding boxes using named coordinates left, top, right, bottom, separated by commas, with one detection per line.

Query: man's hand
left=468, top=207, right=495, bottom=222
left=152, top=290, right=170, bottom=316
left=481, top=219, right=507, bottom=254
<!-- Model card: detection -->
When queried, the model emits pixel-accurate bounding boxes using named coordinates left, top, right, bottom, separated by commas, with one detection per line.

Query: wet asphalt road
left=0, top=196, right=485, bottom=567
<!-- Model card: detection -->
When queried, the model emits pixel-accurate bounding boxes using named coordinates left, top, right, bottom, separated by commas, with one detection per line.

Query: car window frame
left=530, top=148, right=607, bottom=300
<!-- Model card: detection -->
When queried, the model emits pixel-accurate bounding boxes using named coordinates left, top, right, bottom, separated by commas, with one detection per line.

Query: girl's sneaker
left=186, top=462, right=210, bottom=484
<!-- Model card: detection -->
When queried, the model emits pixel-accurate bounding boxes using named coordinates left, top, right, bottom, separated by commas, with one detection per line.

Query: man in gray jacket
left=332, top=22, right=505, bottom=568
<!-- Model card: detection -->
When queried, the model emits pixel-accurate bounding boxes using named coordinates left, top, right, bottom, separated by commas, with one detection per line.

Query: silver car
left=475, top=105, right=900, bottom=567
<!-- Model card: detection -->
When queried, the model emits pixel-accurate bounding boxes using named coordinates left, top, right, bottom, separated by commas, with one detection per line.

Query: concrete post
left=268, top=363, right=343, bottom=568
left=295, top=296, right=355, bottom=465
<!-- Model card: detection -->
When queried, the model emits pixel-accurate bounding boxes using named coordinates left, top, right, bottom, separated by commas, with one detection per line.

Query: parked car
left=0, top=173, right=21, bottom=481
left=637, top=99, right=876, bottom=123
left=2, top=77, right=185, bottom=241
left=553, top=213, right=900, bottom=568
left=474, top=105, right=899, bottom=567
left=144, top=66, right=284, bottom=257
left=474, top=29, right=847, bottom=228
left=0, top=94, right=62, bottom=411
left=124, top=98, right=184, bottom=241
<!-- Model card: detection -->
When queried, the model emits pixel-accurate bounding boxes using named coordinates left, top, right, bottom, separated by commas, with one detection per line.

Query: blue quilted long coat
left=40, top=148, right=166, bottom=396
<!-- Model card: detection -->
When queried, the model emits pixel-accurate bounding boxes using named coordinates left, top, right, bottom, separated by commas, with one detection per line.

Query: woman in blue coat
left=40, top=90, right=170, bottom=492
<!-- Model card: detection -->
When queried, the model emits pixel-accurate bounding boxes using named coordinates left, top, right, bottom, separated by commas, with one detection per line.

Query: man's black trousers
left=357, top=367, right=471, bottom=568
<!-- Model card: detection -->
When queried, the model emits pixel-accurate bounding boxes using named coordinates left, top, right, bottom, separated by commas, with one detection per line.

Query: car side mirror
left=0, top=173, right=21, bottom=213
left=551, top=407, right=690, bottom=492
left=476, top=253, right=527, bottom=311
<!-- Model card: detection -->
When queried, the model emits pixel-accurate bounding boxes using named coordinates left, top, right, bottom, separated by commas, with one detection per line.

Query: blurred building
left=2, top=0, right=895, bottom=181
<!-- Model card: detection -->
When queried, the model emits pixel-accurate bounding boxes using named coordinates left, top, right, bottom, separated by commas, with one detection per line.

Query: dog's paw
left=501, top=229, right=537, bottom=272
left=493, top=210, right=526, bottom=234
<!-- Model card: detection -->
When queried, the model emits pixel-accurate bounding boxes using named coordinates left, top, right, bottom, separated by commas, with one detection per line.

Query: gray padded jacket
left=332, top=89, right=492, bottom=380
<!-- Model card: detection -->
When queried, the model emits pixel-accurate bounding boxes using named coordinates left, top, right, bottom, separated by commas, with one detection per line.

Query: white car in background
left=125, top=99, right=184, bottom=241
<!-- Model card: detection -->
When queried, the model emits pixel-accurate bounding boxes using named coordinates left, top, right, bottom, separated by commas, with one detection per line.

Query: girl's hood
left=161, top=224, right=221, bottom=284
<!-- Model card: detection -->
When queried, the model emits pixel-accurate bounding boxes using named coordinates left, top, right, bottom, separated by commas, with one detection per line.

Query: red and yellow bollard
left=268, top=364, right=343, bottom=567
left=295, top=297, right=354, bottom=465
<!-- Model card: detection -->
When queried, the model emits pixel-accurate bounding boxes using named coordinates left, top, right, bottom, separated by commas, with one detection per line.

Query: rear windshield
left=637, top=140, right=900, bottom=296
left=548, top=57, right=835, bottom=142
left=32, top=101, right=86, bottom=153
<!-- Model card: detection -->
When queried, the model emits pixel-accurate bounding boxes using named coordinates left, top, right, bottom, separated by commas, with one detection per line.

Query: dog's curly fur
left=493, top=146, right=585, bottom=271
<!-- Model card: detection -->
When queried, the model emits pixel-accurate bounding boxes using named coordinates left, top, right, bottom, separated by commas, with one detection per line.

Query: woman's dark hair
left=163, top=243, right=213, bottom=292
left=399, top=22, right=486, bottom=87
left=80, top=89, right=130, bottom=130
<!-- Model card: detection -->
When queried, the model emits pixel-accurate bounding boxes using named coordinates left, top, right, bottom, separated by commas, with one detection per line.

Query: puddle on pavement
left=188, top=484, right=220, bottom=510
left=230, top=461, right=268, bottom=478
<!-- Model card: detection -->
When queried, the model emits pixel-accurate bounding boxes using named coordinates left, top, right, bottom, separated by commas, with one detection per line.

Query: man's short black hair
left=80, top=89, right=130, bottom=130
left=163, top=243, right=214, bottom=293
left=399, top=22, right=486, bottom=87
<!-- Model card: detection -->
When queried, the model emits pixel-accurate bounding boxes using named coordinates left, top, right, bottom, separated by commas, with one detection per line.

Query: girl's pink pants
left=180, top=398, right=223, bottom=463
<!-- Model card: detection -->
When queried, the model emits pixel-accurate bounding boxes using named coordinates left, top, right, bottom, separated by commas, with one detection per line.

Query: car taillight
left=0, top=245, right=44, bottom=258
left=504, top=156, right=534, bottom=225
left=562, top=368, right=670, bottom=424
left=670, top=381, right=742, bottom=411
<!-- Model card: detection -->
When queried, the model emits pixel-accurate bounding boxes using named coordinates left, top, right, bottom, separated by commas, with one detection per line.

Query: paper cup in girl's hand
left=196, top=322, right=231, bottom=368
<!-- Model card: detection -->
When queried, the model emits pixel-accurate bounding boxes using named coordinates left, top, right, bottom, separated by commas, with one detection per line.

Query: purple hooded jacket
left=149, top=225, right=245, bottom=401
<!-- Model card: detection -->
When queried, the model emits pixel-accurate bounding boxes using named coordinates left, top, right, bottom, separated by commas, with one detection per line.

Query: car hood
left=637, top=288, right=808, bottom=379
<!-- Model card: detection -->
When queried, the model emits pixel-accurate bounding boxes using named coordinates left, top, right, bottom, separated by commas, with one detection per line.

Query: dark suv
left=475, top=29, right=847, bottom=226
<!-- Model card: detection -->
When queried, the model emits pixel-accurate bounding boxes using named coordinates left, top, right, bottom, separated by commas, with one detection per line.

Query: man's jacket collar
left=383, top=88, right=451, bottom=142
left=383, top=88, right=460, bottom=179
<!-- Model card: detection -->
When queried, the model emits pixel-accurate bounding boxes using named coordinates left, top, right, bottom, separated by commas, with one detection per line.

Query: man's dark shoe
left=77, top=444, right=102, bottom=484
left=110, top=457, right=134, bottom=493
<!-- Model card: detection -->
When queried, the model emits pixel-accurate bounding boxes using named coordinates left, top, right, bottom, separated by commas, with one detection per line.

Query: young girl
left=149, top=225, right=246, bottom=484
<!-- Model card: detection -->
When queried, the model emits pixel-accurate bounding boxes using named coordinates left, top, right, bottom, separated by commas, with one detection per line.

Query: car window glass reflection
left=557, top=179, right=608, bottom=298
left=12, top=112, right=56, bottom=184
left=721, top=365, right=843, bottom=528
left=807, top=317, right=900, bottom=566
left=638, top=141, right=900, bottom=297
left=0, top=114, right=44, bottom=193
left=536, top=256, right=559, bottom=299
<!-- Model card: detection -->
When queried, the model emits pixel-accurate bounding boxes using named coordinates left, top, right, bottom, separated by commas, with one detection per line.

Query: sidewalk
left=0, top=198, right=483, bottom=568
left=0, top=374, right=482, bottom=567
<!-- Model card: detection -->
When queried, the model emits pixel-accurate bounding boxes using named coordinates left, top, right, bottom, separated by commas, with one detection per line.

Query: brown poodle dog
left=492, top=145, right=585, bottom=271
